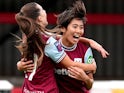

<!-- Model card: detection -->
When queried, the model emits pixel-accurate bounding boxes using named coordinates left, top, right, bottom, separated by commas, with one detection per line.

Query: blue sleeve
left=84, top=47, right=94, bottom=64
left=44, top=37, right=66, bottom=63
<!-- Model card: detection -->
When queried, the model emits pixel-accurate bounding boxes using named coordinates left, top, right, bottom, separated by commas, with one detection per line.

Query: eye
left=80, top=26, right=84, bottom=30
left=72, top=25, right=77, bottom=28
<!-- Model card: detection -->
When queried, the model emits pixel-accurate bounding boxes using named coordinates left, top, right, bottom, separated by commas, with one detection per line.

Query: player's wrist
left=17, top=61, right=24, bottom=71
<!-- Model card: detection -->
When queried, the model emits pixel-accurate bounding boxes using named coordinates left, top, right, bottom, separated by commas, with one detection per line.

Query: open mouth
left=73, top=34, right=80, bottom=39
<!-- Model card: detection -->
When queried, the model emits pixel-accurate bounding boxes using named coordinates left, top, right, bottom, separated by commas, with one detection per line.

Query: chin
left=73, top=39, right=79, bottom=43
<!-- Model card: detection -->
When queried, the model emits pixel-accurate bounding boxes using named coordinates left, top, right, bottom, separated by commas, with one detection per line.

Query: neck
left=60, top=38, right=77, bottom=51
left=61, top=37, right=74, bottom=47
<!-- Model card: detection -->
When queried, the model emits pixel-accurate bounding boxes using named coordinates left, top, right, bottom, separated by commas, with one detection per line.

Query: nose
left=76, top=27, right=84, bottom=35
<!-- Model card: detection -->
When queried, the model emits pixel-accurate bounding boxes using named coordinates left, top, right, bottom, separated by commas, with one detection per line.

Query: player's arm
left=45, top=37, right=96, bottom=72
left=79, top=37, right=109, bottom=58
left=17, top=55, right=96, bottom=72
left=43, top=32, right=109, bottom=58
left=60, top=55, right=96, bottom=72
left=84, top=73, right=94, bottom=90
left=68, top=66, right=94, bottom=90
left=17, top=37, right=96, bottom=72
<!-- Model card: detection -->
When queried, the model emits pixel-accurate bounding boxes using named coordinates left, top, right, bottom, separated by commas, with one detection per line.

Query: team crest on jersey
left=54, top=41, right=62, bottom=52
left=84, top=47, right=93, bottom=64
left=74, top=58, right=82, bottom=63
left=86, top=56, right=93, bottom=64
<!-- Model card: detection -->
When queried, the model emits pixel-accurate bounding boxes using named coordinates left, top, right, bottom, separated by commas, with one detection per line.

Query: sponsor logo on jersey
left=55, top=68, right=68, bottom=75
left=55, top=58, right=82, bottom=75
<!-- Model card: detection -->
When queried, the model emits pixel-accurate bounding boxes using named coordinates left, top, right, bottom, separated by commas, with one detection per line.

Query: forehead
left=70, top=18, right=84, bottom=25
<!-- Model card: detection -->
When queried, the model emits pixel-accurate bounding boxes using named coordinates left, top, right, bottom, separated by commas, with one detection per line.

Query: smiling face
left=61, top=18, right=84, bottom=47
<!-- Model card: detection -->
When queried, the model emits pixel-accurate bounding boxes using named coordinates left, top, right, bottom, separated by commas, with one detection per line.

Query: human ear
left=60, top=27, right=66, bottom=33
left=37, top=16, right=42, bottom=22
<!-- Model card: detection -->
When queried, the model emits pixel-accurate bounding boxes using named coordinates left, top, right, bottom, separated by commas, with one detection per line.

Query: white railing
left=90, top=80, right=124, bottom=93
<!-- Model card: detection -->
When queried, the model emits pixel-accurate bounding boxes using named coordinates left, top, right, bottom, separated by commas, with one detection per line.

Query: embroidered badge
left=54, top=41, right=62, bottom=52
left=86, top=56, right=93, bottom=64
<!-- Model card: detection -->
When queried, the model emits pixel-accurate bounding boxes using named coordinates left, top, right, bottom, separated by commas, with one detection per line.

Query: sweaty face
left=37, top=4, right=48, bottom=28
left=62, top=18, right=84, bottom=47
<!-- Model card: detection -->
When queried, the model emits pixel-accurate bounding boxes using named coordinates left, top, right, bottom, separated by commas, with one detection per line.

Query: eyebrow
left=72, top=24, right=84, bottom=27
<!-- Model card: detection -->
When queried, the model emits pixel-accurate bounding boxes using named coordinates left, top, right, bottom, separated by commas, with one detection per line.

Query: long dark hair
left=15, top=2, right=46, bottom=66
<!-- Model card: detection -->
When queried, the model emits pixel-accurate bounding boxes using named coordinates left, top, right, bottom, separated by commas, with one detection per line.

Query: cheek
left=81, top=30, right=84, bottom=35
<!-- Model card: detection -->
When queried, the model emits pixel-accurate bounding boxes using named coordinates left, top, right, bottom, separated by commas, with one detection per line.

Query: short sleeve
left=84, top=47, right=94, bottom=64
left=44, top=37, right=66, bottom=63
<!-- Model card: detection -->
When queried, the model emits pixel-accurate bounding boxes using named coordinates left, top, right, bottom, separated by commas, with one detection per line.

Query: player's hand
left=68, top=66, right=94, bottom=90
left=68, top=66, right=88, bottom=81
left=89, top=39, right=109, bottom=58
left=99, top=46, right=109, bottom=58
left=17, top=58, right=34, bottom=72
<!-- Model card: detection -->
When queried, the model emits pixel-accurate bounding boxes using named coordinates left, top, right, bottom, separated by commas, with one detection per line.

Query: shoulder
left=44, top=37, right=66, bottom=63
left=78, top=41, right=89, bottom=51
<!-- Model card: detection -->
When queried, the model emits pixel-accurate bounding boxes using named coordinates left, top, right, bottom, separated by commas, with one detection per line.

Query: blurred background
left=0, top=0, right=124, bottom=92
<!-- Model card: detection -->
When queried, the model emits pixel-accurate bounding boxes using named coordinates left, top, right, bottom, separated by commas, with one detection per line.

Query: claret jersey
left=44, top=37, right=93, bottom=93
left=22, top=35, right=63, bottom=93
left=55, top=41, right=92, bottom=93
left=22, top=56, right=59, bottom=93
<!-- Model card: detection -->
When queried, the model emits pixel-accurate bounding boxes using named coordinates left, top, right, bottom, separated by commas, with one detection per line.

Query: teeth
left=75, top=35, right=79, bottom=38
left=73, top=34, right=80, bottom=38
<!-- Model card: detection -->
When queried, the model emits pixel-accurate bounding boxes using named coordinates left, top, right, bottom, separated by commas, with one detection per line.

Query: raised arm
left=79, top=37, right=109, bottom=58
